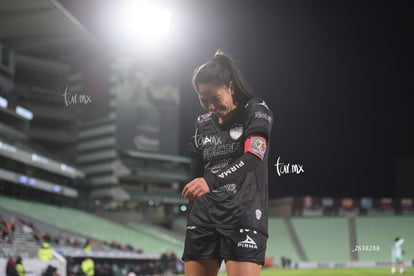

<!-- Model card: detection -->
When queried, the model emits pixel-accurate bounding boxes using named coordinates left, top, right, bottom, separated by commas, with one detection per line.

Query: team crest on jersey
left=229, top=125, right=243, bottom=140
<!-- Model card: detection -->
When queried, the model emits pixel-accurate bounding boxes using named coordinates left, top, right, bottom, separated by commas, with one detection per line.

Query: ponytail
left=192, top=50, right=254, bottom=104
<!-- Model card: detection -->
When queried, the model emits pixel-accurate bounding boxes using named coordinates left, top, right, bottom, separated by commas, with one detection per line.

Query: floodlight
left=113, top=0, right=171, bottom=42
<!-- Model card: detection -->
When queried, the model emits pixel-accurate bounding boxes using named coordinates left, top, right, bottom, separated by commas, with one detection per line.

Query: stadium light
left=112, top=0, right=171, bottom=43
left=28, top=178, right=36, bottom=186
left=179, top=204, right=188, bottom=213
left=53, top=185, right=61, bottom=193
left=0, top=96, right=8, bottom=108
left=16, top=106, right=33, bottom=120
left=19, top=175, right=28, bottom=184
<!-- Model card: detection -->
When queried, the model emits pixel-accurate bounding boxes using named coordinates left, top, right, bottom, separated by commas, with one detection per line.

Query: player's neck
left=218, top=104, right=239, bottom=124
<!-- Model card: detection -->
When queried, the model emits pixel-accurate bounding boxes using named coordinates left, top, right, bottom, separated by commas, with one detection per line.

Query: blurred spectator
left=21, top=223, right=34, bottom=234
left=38, top=242, right=53, bottom=260
left=15, top=257, right=26, bottom=276
left=81, top=258, right=95, bottom=276
left=19, top=218, right=35, bottom=234
left=43, top=265, right=60, bottom=276
left=111, top=264, right=121, bottom=276
left=5, top=219, right=16, bottom=241
left=1, top=216, right=15, bottom=243
left=6, top=257, right=18, bottom=276
left=95, top=263, right=112, bottom=276
left=83, top=239, right=92, bottom=253
left=280, top=256, right=292, bottom=269
left=67, top=258, right=80, bottom=276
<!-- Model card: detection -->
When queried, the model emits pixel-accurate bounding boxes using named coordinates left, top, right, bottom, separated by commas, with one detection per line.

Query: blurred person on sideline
left=81, top=258, right=95, bottom=276
left=15, top=257, right=26, bottom=276
left=43, top=265, right=60, bottom=276
left=38, top=242, right=53, bottom=260
left=391, top=237, right=405, bottom=274
left=83, top=239, right=92, bottom=252
left=182, top=50, right=273, bottom=276
left=6, top=257, right=18, bottom=276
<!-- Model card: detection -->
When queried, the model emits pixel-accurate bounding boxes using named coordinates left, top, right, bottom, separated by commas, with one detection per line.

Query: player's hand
left=182, top=177, right=210, bottom=200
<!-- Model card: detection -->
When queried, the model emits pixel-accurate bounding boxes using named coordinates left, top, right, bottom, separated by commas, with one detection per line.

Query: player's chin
left=213, top=110, right=225, bottom=117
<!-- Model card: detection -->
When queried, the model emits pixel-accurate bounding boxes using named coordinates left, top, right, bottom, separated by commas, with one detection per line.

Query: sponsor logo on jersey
left=186, top=225, right=197, bottom=230
left=218, top=160, right=244, bottom=178
left=194, top=129, right=222, bottom=148
left=238, top=235, right=258, bottom=249
left=209, top=159, right=231, bottom=173
left=223, top=183, right=237, bottom=192
left=254, top=111, right=272, bottom=123
left=229, top=125, right=243, bottom=140
left=212, top=183, right=238, bottom=193
left=195, top=135, right=222, bottom=147
left=203, top=142, right=242, bottom=160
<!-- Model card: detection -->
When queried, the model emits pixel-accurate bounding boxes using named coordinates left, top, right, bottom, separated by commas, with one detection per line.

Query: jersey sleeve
left=243, top=98, right=273, bottom=141
left=203, top=151, right=262, bottom=191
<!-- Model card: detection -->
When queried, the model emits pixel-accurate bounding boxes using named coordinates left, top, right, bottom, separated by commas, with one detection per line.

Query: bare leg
left=399, top=261, right=404, bottom=273
left=184, top=259, right=220, bottom=276
left=226, top=260, right=262, bottom=276
left=391, top=261, right=396, bottom=274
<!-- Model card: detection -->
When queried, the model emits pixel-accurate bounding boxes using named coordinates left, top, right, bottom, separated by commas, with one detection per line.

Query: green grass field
left=215, top=267, right=414, bottom=275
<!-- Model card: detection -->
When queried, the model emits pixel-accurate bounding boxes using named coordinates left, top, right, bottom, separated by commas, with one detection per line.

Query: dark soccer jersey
left=187, top=96, right=273, bottom=236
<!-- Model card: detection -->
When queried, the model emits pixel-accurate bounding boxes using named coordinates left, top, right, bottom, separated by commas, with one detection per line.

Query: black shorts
left=182, top=226, right=267, bottom=265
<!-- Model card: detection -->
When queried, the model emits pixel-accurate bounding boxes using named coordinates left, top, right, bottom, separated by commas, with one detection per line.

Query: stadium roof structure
left=0, top=135, right=84, bottom=179
left=123, top=149, right=191, bottom=165
left=0, top=0, right=97, bottom=62
left=119, top=149, right=191, bottom=183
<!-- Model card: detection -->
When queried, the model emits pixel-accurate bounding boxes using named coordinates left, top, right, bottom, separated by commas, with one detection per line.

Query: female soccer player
left=182, top=50, right=273, bottom=276
left=391, top=237, right=404, bottom=274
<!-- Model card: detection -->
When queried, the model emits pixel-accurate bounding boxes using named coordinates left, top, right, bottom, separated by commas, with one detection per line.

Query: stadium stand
left=267, top=217, right=301, bottom=264
left=128, top=223, right=183, bottom=246
left=0, top=195, right=184, bottom=256
left=290, top=217, right=350, bottom=262
left=355, top=216, right=414, bottom=262
left=171, top=217, right=187, bottom=236
left=0, top=218, right=40, bottom=258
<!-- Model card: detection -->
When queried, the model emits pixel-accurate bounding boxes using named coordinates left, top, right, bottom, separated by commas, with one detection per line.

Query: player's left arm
left=182, top=135, right=267, bottom=199
left=183, top=99, right=273, bottom=199
left=202, top=134, right=268, bottom=190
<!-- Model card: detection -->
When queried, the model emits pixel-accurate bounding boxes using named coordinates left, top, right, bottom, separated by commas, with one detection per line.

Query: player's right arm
left=182, top=126, right=208, bottom=200
left=189, top=127, right=204, bottom=178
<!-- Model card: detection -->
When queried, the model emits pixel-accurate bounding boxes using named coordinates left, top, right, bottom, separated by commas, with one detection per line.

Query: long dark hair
left=192, top=50, right=254, bottom=105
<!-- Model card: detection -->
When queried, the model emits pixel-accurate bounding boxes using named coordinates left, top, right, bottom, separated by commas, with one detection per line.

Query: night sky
left=62, top=0, right=413, bottom=198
